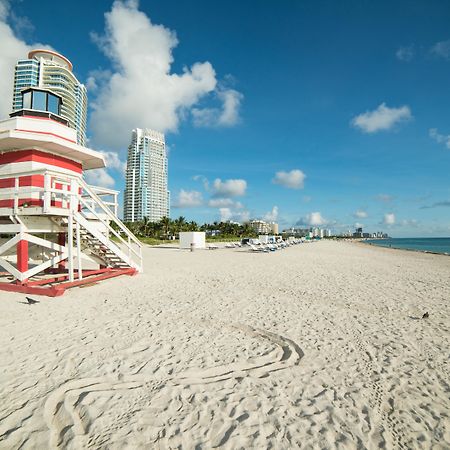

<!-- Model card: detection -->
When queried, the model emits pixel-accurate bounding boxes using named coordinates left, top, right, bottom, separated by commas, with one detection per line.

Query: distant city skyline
left=0, top=0, right=449, bottom=236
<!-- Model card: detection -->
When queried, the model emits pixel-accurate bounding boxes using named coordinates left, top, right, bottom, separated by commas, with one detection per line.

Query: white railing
left=81, top=185, right=119, bottom=217
left=0, top=170, right=73, bottom=214
left=0, top=169, right=143, bottom=272
left=77, top=177, right=142, bottom=271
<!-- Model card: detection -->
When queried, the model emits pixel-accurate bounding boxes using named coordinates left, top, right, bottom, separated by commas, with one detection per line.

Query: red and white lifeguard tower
left=0, top=87, right=142, bottom=296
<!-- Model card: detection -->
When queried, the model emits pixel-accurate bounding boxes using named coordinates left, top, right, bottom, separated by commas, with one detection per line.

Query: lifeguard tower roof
left=0, top=86, right=104, bottom=170
left=0, top=115, right=105, bottom=170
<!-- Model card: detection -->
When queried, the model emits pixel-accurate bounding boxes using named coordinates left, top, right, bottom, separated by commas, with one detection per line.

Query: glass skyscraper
left=124, top=128, right=170, bottom=222
left=12, top=49, right=87, bottom=146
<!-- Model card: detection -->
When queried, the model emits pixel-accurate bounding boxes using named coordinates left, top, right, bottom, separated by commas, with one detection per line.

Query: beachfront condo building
left=123, top=128, right=170, bottom=222
left=249, top=220, right=279, bottom=234
left=12, top=49, right=87, bottom=145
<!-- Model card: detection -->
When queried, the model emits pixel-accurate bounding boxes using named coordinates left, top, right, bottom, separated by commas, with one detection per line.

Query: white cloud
left=383, top=213, right=396, bottom=225
left=86, top=68, right=112, bottom=93
left=208, top=198, right=243, bottom=209
left=192, top=174, right=210, bottom=190
left=84, top=168, right=116, bottom=188
left=272, top=169, right=306, bottom=189
left=194, top=176, right=247, bottom=198
left=351, top=103, right=412, bottom=133
left=100, top=150, right=127, bottom=172
left=297, top=212, right=327, bottom=227
left=192, top=88, right=243, bottom=127
left=0, top=1, right=51, bottom=118
left=219, top=207, right=249, bottom=223
left=430, top=39, right=450, bottom=59
left=208, top=198, right=233, bottom=208
left=429, top=128, right=450, bottom=149
left=174, top=189, right=203, bottom=208
left=354, top=210, right=368, bottom=218
left=396, top=45, right=414, bottom=62
left=0, top=0, right=9, bottom=18
left=263, top=206, right=278, bottom=222
left=212, top=178, right=247, bottom=197
left=219, top=207, right=232, bottom=222
left=354, top=222, right=364, bottom=228
left=307, top=212, right=327, bottom=226
left=83, top=150, right=126, bottom=189
left=218, top=89, right=243, bottom=126
left=89, top=0, right=242, bottom=149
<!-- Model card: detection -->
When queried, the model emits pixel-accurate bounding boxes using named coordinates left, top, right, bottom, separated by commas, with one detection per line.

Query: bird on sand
left=422, top=312, right=429, bottom=319
left=25, top=297, right=39, bottom=305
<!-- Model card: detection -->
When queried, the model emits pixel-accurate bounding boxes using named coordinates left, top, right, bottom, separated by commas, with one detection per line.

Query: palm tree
left=124, top=220, right=141, bottom=237
left=159, top=216, right=172, bottom=239
left=139, top=216, right=152, bottom=237
left=174, top=216, right=187, bottom=233
left=240, top=222, right=255, bottom=237
left=188, top=220, right=198, bottom=231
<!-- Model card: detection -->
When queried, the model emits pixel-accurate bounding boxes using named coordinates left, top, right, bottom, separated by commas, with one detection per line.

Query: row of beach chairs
left=223, top=239, right=309, bottom=252
left=225, top=242, right=242, bottom=248
left=248, top=239, right=304, bottom=252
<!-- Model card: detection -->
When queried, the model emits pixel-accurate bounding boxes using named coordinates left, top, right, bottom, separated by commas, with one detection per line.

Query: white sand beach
left=0, top=240, right=449, bottom=449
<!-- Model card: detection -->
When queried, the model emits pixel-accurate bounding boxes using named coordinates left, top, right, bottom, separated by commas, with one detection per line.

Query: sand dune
left=0, top=240, right=449, bottom=449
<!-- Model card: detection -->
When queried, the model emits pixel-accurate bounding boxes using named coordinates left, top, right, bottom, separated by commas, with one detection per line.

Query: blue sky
left=1, top=0, right=450, bottom=236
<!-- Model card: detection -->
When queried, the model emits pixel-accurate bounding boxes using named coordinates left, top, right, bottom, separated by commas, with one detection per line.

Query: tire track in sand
left=42, top=324, right=303, bottom=448
left=346, top=317, right=409, bottom=450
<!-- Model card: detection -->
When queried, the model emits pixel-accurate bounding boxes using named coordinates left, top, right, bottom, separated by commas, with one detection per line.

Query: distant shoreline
left=358, top=239, right=450, bottom=257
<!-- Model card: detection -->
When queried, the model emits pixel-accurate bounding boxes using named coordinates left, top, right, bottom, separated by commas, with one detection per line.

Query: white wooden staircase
left=0, top=170, right=143, bottom=296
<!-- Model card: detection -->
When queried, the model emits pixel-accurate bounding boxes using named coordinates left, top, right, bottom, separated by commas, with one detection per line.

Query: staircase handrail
left=77, top=195, right=142, bottom=262
left=79, top=177, right=142, bottom=249
left=74, top=212, right=140, bottom=271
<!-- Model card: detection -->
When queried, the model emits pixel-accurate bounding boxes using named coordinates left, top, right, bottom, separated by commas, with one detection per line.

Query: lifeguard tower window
left=23, top=91, right=31, bottom=109
left=20, top=87, right=62, bottom=115
left=10, top=87, right=66, bottom=125
left=47, top=94, right=59, bottom=115
left=33, top=91, right=46, bottom=111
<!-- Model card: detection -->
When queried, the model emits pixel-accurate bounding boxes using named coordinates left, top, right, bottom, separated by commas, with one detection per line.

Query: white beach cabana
left=179, top=232, right=206, bottom=250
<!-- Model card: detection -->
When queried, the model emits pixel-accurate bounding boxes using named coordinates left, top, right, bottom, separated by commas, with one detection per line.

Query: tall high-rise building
left=124, top=128, right=170, bottom=222
left=12, top=49, right=87, bottom=145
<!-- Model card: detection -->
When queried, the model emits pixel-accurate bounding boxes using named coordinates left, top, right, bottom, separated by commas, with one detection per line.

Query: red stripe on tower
left=0, top=150, right=82, bottom=173
left=0, top=198, right=43, bottom=208
left=0, top=175, right=45, bottom=188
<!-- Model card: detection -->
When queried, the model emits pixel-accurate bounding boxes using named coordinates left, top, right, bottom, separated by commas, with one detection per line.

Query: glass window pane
left=22, top=91, right=31, bottom=109
left=47, top=94, right=59, bottom=115
left=32, top=91, right=46, bottom=111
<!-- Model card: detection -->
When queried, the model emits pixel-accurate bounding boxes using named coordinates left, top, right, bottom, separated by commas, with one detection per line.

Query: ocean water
left=366, top=238, right=450, bottom=255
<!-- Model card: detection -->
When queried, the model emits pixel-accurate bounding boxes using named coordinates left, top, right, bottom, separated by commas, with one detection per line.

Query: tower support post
left=57, top=232, right=66, bottom=270
left=17, top=237, right=29, bottom=279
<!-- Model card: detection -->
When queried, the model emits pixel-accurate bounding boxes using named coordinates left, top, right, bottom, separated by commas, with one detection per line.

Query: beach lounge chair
left=249, top=244, right=268, bottom=252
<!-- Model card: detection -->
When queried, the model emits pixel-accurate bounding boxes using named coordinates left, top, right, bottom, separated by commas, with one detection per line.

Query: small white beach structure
left=259, top=235, right=276, bottom=244
left=179, top=232, right=206, bottom=250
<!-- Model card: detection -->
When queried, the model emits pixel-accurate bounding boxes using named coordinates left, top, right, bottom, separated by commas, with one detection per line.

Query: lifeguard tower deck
left=0, top=88, right=142, bottom=296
